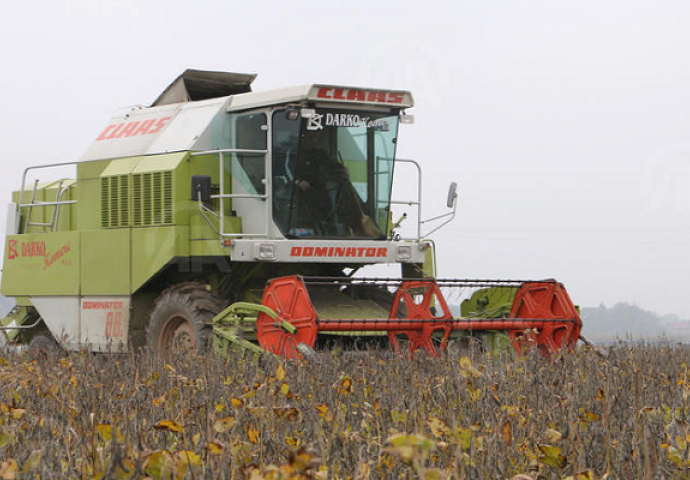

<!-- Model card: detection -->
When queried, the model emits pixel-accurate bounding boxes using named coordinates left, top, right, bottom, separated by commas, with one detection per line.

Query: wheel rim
left=159, top=315, right=197, bottom=354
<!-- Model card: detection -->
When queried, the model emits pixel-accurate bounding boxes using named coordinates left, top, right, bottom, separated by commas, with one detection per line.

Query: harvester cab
left=0, top=70, right=581, bottom=358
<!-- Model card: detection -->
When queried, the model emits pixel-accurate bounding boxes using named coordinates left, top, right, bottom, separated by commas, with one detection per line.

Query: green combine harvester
left=0, top=70, right=582, bottom=358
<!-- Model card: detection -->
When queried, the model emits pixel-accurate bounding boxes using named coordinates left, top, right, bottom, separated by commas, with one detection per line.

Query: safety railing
left=389, top=158, right=423, bottom=241
left=189, top=149, right=270, bottom=240
left=16, top=162, right=78, bottom=235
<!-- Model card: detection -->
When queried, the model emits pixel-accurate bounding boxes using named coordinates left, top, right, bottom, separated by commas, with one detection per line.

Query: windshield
left=272, top=109, right=399, bottom=239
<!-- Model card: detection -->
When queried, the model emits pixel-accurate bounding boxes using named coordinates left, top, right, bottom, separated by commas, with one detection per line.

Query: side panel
left=2, top=232, right=80, bottom=296
left=31, top=296, right=81, bottom=350
left=131, top=226, right=190, bottom=293
left=81, top=297, right=130, bottom=352
left=80, top=229, right=131, bottom=295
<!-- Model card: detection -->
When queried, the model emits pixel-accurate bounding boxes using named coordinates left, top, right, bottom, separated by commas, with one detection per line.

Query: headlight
left=396, top=245, right=412, bottom=261
left=255, top=243, right=275, bottom=260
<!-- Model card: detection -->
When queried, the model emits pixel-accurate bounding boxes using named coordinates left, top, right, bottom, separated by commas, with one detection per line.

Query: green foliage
left=0, top=344, right=689, bottom=478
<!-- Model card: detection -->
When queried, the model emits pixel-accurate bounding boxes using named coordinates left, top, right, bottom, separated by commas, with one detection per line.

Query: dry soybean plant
left=1, top=342, right=690, bottom=479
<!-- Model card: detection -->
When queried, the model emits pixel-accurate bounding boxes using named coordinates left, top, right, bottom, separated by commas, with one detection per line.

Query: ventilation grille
left=132, top=171, right=174, bottom=226
left=100, top=175, right=130, bottom=228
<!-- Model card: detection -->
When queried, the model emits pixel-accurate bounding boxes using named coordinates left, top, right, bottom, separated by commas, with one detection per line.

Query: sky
left=2, top=1, right=690, bottom=316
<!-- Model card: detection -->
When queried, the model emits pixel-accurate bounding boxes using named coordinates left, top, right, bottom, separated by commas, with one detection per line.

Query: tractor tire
left=146, top=283, right=225, bottom=357
left=28, top=332, right=60, bottom=357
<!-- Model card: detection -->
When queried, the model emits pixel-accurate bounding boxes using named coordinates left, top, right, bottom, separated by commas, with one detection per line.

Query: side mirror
left=191, top=175, right=212, bottom=203
left=446, top=182, right=458, bottom=208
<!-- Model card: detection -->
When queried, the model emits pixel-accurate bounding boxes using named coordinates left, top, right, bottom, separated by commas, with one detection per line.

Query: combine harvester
left=0, top=70, right=582, bottom=358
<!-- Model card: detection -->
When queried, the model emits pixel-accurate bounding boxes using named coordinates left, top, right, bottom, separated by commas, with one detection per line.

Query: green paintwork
left=2, top=232, right=80, bottom=296
left=0, top=305, right=38, bottom=342
left=1, top=148, right=245, bottom=299
left=80, top=229, right=130, bottom=295
left=212, top=302, right=272, bottom=355
left=460, top=287, right=518, bottom=319
left=130, top=226, right=189, bottom=293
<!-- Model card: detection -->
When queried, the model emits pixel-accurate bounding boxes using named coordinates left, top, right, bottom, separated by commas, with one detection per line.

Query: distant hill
left=580, top=303, right=675, bottom=341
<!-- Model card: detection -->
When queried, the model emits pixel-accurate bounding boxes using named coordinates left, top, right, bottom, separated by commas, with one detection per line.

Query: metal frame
left=17, top=162, right=78, bottom=234
left=190, top=148, right=270, bottom=239
left=390, top=158, right=423, bottom=241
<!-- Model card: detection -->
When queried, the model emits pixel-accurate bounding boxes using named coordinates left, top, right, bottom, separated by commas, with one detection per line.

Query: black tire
left=146, top=282, right=226, bottom=356
left=28, top=332, right=60, bottom=357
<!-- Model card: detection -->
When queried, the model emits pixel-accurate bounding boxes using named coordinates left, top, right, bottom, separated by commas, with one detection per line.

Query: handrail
left=390, top=158, right=422, bottom=241
left=190, top=148, right=270, bottom=240
left=17, top=162, right=78, bottom=234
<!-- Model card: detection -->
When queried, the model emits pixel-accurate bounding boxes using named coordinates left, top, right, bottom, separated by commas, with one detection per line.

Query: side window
left=233, top=113, right=267, bottom=194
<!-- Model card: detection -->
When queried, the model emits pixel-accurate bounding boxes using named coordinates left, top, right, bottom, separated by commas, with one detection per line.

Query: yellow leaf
left=213, top=416, right=236, bottom=434
left=281, top=383, right=290, bottom=397
left=545, top=428, right=562, bottom=444
left=424, top=468, right=445, bottom=480
left=427, top=417, right=450, bottom=438
left=315, top=403, right=329, bottom=418
left=207, top=442, right=224, bottom=455
left=0, top=460, right=18, bottom=480
left=285, top=435, right=301, bottom=446
left=214, top=402, right=224, bottom=413
left=276, top=363, right=286, bottom=381
left=96, top=423, right=113, bottom=441
left=192, top=433, right=201, bottom=446
left=154, top=420, right=184, bottom=433
left=273, top=407, right=301, bottom=421
left=581, top=412, right=599, bottom=422
left=25, top=450, right=42, bottom=471
left=153, top=394, right=166, bottom=407
left=247, top=423, right=260, bottom=444
left=176, top=450, right=202, bottom=467
left=335, top=376, right=353, bottom=395
left=69, top=376, right=77, bottom=387
left=231, top=397, right=244, bottom=408
left=144, top=449, right=174, bottom=479
left=0, top=432, right=16, bottom=448
left=502, top=421, right=513, bottom=446
left=452, top=427, right=472, bottom=450
left=9, top=409, right=25, bottom=421
left=537, top=444, right=567, bottom=469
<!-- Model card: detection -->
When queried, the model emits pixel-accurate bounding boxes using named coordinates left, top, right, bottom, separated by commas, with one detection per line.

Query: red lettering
left=105, top=312, right=113, bottom=337
left=133, top=119, right=156, bottom=136
left=7, top=240, right=17, bottom=259
left=147, top=116, right=171, bottom=135
left=302, top=247, right=314, bottom=257
left=346, top=90, right=366, bottom=101
left=117, top=121, right=140, bottom=138
left=107, top=123, right=126, bottom=139
left=335, top=247, right=345, bottom=257
left=316, top=87, right=332, bottom=99
left=388, top=92, right=405, bottom=104
left=365, top=248, right=376, bottom=257
left=314, top=247, right=328, bottom=257
left=356, top=248, right=366, bottom=257
left=345, top=248, right=356, bottom=256
left=290, top=246, right=302, bottom=256
left=96, top=124, right=117, bottom=141
left=333, top=88, right=346, bottom=100
left=376, top=248, right=388, bottom=257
